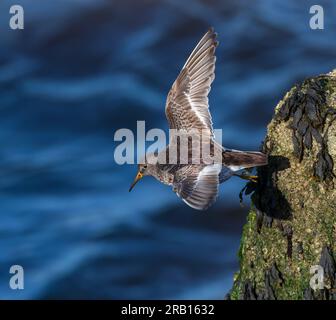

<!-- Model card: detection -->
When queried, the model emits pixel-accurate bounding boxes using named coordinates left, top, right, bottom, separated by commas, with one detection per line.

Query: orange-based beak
left=129, top=171, right=143, bottom=192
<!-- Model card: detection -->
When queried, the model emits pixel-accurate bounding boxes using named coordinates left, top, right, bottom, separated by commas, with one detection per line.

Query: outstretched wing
left=173, top=164, right=221, bottom=210
left=165, top=28, right=218, bottom=137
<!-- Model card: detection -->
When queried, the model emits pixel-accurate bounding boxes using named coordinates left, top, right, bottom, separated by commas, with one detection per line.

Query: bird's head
left=128, top=163, right=150, bottom=192
left=129, top=152, right=161, bottom=192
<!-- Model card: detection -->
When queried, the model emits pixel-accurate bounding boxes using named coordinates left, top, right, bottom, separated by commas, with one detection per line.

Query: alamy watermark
left=309, top=5, right=324, bottom=30
left=7, top=4, right=324, bottom=32
left=3, top=263, right=328, bottom=292
left=9, top=5, right=24, bottom=30
left=114, top=121, right=223, bottom=165
left=310, top=265, right=324, bottom=291
left=9, top=265, right=24, bottom=290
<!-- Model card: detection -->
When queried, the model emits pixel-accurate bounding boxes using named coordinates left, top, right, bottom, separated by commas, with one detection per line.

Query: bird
left=129, top=28, right=268, bottom=210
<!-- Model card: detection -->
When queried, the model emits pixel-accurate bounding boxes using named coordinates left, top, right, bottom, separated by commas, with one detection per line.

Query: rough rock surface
left=229, top=70, right=336, bottom=300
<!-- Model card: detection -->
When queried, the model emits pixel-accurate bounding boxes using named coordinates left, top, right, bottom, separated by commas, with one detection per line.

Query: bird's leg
left=233, top=173, right=258, bottom=183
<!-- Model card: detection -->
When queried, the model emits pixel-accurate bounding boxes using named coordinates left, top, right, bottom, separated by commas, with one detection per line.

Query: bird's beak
left=129, top=171, right=143, bottom=192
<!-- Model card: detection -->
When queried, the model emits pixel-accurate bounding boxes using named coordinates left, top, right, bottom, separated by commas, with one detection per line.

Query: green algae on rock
left=229, top=70, right=336, bottom=300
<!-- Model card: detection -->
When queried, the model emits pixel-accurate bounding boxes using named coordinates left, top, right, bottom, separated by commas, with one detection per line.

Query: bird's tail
left=222, top=149, right=268, bottom=171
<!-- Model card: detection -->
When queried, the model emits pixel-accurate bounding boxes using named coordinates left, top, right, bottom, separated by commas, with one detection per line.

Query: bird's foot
left=234, top=173, right=259, bottom=183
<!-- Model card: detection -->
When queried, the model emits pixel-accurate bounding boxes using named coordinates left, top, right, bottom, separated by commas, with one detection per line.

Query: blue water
left=0, top=0, right=335, bottom=299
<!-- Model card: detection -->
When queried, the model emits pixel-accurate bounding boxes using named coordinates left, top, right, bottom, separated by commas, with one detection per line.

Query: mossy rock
left=229, top=70, right=336, bottom=300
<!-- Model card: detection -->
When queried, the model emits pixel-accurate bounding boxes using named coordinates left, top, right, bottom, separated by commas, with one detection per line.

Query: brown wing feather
left=173, top=164, right=221, bottom=210
left=165, top=28, right=218, bottom=137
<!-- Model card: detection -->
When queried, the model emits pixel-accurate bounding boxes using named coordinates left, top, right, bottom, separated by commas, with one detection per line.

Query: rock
left=230, top=70, right=336, bottom=300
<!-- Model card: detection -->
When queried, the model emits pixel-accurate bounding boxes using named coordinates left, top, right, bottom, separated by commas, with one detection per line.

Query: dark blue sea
left=0, top=0, right=335, bottom=299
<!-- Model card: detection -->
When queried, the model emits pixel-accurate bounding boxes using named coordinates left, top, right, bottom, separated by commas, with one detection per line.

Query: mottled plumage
left=129, top=28, right=268, bottom=210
